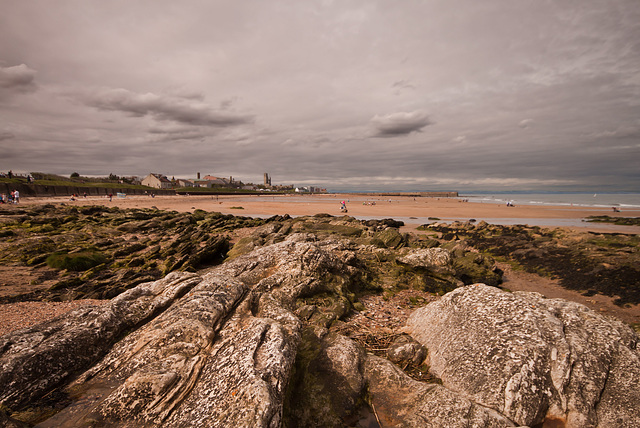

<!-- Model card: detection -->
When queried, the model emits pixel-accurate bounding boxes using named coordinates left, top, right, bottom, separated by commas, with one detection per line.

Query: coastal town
left=139, top=172, right=326, bottom=193
left=0, top=170, right=327, bottom=201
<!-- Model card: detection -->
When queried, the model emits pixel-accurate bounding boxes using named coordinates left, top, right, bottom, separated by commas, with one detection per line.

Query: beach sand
left=11, top=193, right=640, bottom=327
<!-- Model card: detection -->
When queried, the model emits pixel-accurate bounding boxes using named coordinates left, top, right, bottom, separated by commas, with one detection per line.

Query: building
left=202, top=175, right=232, bottom=187
left=141, top=173, right=173, bottom=189
left=176, top=179, right=194, bottom=187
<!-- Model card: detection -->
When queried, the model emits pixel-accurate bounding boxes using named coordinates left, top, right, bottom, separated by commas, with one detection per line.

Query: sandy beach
left=21, top=193, right=640, bottom=234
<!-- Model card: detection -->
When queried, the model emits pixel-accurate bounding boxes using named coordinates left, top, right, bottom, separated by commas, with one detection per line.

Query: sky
left=1, top=0, right=639, bottom=192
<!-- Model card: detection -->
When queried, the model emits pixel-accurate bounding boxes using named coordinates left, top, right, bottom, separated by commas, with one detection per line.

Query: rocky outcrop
left=1, top=214, right=639, bottom=427
left=0, top=272, right=202, bottom=410
left=0, top=233, right=357, bottom=427
left=404, top=284, right=640, bottom=427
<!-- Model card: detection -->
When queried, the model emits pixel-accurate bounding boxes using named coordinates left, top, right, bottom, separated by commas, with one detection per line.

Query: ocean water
left=461, top=193, right=640, bottom=209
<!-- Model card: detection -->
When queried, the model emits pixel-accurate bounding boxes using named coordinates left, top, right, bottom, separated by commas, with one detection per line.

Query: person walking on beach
left=13, top=190, right=19, bottom=203
left=108, top=193, right=113, bottom=201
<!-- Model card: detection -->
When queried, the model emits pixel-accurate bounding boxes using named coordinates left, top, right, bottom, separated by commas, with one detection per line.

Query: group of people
left=0, top=190, right=20, bottom=204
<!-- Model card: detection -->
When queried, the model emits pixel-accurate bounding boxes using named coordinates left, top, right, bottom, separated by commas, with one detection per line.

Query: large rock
left=364, top=355, right=518, bottom=427
left=0, top=272, right=202, bottom=409
left=404, top=284, right=640, bottom=427
left=0, top=234, right=351, bottom=427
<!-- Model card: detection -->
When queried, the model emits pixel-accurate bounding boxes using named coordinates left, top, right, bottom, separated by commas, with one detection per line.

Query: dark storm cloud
left=370, top=111, right=432, bottom=137
left=0, top=64, right=37, bottom=95
left=81, top=88, right=254, bottom=127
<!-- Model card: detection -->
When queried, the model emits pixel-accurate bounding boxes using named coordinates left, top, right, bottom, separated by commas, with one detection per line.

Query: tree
left=70, top=172, right=80, bottom=178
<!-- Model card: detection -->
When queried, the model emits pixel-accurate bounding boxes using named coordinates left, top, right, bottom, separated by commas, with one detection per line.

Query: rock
left=364, top=355, right=518, bottom=427
left=404, top=284, right=640, bottom=427
left=0, top=409, right=30, bottom=428
left=373, top=227, right=405, bottom=248
left=2, top=214, right=639, bottom=427
left=386, top=334, right=427, bottom=366
left=452, top=252, right=502, bottom=286
left=398, top=247, right=452, bottom=270
left=286, top=328, right=366, bottom=427
left=0, top=272, right=202, bottom=409
left=1, top=234, right=353, bottom=427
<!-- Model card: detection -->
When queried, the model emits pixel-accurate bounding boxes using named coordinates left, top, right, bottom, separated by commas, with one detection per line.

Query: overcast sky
left=1, top=0, right=639, bottom=192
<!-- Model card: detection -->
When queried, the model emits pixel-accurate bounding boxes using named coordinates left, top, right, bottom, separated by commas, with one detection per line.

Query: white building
left=141, top=173, right=172, bottom=189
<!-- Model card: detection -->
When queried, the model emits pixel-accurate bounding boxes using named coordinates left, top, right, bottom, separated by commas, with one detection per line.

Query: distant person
left=108, top=193, right=113, bottom=201
left=8, top=170, right=12, bottom=179
left=13, top=190, right=19, bottom=203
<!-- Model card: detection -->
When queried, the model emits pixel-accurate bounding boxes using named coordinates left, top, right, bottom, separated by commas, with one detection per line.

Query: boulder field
left=0, top=215, right=638, bottom=427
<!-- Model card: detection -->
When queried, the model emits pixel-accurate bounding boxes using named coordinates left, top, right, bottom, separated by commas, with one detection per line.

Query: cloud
left=370, top=110, right=432, bottom=137
left=81, top=88, right=254, bottom=127
left=452, top=135, right=467, bottom=143
left=0, top=64, right=37, bottom=95
left=147, top=124, right=207, bottom=141
left=392, top=79, right=416, bottom=91
left=588, top=125, right=640, bottom=139
left=0, top=131, right=15, bottom=141
left=518, top=119, right=534, bottom=129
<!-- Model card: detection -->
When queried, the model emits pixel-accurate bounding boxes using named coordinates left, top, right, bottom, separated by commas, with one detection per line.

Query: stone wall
left=1, top=182, right=175, bottom=197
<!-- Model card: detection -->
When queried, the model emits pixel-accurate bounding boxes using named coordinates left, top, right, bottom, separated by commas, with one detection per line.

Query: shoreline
left=18, top=193, right=640, bottom=234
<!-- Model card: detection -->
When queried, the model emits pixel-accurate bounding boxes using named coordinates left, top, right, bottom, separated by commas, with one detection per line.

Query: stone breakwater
left=0, top=210, right=639, bottom=427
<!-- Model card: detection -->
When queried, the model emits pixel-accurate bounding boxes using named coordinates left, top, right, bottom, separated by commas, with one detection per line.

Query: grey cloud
left=147, top=124, right=207, bottom=142
left=0, top=131, right=15, bottom=141
left=82, top=88, right=254, bottom=127
left=518, top=119, right=534, bottom=129
left=392, top=79, right=416, bottom=90
left=588, top=125, right=640, bottom=140
left=1, top=1, right=639, bottom=192
left=0, top=63, right=37, bottom=93
left=371, top=111, right=432, bottom=137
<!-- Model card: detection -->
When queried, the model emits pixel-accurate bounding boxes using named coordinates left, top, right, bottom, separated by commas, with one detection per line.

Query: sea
left=460, top=193, right=640, bottom=210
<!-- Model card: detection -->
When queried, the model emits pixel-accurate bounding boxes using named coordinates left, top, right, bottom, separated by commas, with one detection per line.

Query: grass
left=1, top=173, right=153, bottom=190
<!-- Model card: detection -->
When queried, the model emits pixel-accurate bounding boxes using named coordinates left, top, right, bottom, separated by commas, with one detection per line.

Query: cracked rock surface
left=405, top=284, right=640, bottom=427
